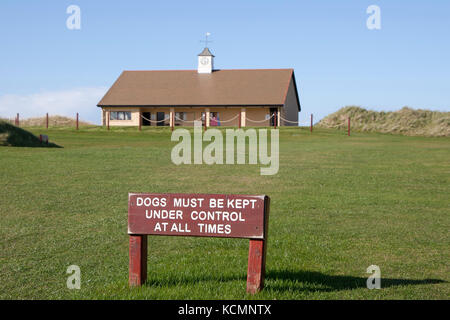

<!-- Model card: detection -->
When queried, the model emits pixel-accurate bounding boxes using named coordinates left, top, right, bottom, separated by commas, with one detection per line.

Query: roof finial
left=200, top=32, right=212, bottom=48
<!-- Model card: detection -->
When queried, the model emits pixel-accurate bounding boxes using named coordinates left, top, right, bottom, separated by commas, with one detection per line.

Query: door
left=142, top=112, right=151, bottom=126
left=157, top=112, right=165, bottom=126
left=269, top=108, right=277, bottom=127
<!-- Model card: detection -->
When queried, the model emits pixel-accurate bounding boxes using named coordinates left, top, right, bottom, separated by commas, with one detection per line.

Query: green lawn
left=0, top=126, right=449, bottom=299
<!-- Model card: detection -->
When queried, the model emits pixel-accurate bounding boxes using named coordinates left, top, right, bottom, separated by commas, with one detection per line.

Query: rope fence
left=174, top=116, right=203, bottom=123
left=2, top=112, right=337, bottom=132
left=214, top=114, right=240, bottom=124
left=246, top=115, right=274, bottom=123
left=173, top=114, right=241, bottom=124
left=141, top=114, right=167, bottom=123
left=2, top=113, right=312, bottom=128
left=279, top=116, right=300, bottom=124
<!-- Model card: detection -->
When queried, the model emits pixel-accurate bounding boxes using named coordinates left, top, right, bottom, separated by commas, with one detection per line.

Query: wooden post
left=239, top=111, right=241, bottom=129
left=139, top=112, right=142, bottom=131
left=107, top=111, right=110, bottom=130
left=246, top=239, right=267, bottom=294
left=310, top=114, right=313, bottom=133
left=274, top=111, right=277, bottom=129
left=205, top=108, right=210, bottom=130
left=46, top=113, right=49, bottom=129
left=76, top=113, right=79, bottom=130
left=129, top=235, right=147, bottom=286
left=246, top=195, right=269, bottom=294
left=348, top=117, right=350, bottom=136
left=277, top=107, right=281, bottom=128
left=171, top=112, right=174, bottom=132
left=17, top=113, right=19, bottom=127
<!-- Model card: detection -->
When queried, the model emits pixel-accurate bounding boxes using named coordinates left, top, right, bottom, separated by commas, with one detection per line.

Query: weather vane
left=200, top=32, right=212, bottom=48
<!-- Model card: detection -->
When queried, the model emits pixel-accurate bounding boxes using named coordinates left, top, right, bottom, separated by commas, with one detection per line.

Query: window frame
left=110, top=111, right=132, bottom=121
left=175, top=112, right=187, bottom=121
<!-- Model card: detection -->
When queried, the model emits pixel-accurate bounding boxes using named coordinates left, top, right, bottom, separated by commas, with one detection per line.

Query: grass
left=0, top=125, right=449, bottom=299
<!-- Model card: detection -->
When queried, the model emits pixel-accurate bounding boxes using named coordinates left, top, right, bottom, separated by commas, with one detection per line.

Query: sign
left=128, top=193, right=270, bottom=294
left=39, top=134, right=49, bottom=144
left=128, top=193, right=268, bottom=239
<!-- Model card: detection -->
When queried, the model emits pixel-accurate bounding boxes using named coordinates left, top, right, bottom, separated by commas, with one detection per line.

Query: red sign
left=128, top=193, right=268, bottom=239
left=128, top=193, right=270, bottom=294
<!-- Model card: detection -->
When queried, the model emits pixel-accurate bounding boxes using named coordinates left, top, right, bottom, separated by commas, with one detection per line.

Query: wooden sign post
left=39, top=134, right=49, bottom=144
left=128, top=193, right=270, bottom=294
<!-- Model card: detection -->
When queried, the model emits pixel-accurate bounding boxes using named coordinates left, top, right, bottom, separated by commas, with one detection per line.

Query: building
left=97, top=48, right=300, bottom=127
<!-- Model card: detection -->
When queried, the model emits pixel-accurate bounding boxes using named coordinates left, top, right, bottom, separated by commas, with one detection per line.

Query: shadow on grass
left=0, top=121, right=63, bottom=148
left=143, top=269, right=445, bottom=293
left=265, top=269, right=446, bottom=292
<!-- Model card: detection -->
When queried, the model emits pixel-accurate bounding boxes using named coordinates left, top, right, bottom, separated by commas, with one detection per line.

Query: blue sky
left=0, top=0, right=449, bottom=124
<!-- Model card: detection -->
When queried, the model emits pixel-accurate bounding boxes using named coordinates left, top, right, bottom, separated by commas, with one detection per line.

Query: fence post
left=17, top=113, right=20, bottom=127
left=107, top=111, right=110, bottom=130
left=239, top=111, right=241, bottom=129
left=139, top=112, right=142, bottom=131
left=46, top=113, right=49, bottom=129
left=76, top=113, right=79, bottom=130
left=274, top=111, right=277, bottom=129
left=310, top=114, right=313, bottom=133
left=348, top=117, right=350, bottom=136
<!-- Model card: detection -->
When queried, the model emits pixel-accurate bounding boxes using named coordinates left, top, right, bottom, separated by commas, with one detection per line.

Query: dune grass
left=317, top=106, right=450, bottom=137
left=0, top=115, right=93, bottom=128
left=0, top=126, right=448, bottom=299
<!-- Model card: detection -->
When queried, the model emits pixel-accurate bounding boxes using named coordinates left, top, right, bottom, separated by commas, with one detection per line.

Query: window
left=210, top=112, right=219, bottom=126
left=175, top=112, right=186, bottom=121
left=110, top=111, right=131, bottom=120
left=201, top=112, right=220, bottom=126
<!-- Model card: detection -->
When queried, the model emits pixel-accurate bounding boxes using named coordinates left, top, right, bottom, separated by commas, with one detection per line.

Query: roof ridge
left=122, top=68, right=294, bottom=72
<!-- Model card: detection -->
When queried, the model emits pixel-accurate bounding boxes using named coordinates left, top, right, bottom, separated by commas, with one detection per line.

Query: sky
left=0, top=0, right=449, bottom=125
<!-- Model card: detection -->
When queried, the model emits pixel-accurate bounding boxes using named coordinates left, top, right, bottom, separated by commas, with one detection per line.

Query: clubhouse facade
left=97, top=48, right=301, bottom=127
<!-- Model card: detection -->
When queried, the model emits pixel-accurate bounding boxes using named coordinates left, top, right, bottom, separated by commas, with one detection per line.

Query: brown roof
left=97, top=69, right=298, bottom=108
left=198, top=47, right=215, bottom=57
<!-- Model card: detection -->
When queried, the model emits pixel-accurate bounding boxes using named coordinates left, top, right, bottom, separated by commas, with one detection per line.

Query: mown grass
left=0, top=126, right=448, bottom=299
